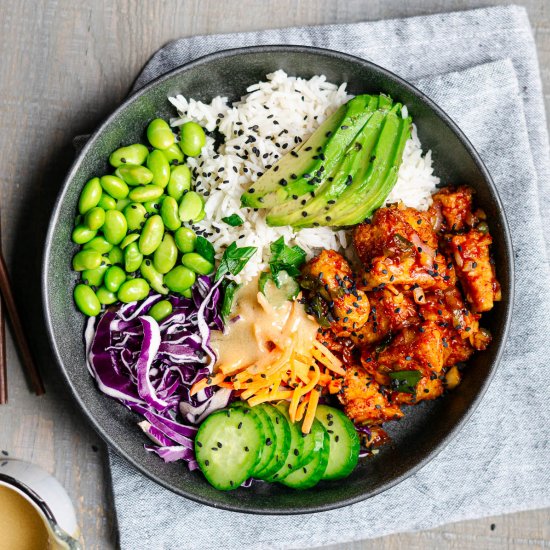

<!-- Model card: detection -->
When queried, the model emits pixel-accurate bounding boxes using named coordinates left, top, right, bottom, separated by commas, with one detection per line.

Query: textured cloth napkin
left=108, top=6, right=550, bottom=549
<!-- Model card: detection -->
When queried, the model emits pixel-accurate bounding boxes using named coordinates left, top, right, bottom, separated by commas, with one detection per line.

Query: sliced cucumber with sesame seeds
left=254, top=403, right=291, bottom=480
left=230, top=402, right=277, bottom=477
left=279, top=419, right=330, bottom=489
left=266, top=403, right=305, bottom=482
left=315, top=404, right=360, bottom=480
left=195, top=408, right=262, bottom=490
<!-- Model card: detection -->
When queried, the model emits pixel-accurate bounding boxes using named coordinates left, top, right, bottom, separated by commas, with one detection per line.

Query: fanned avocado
left=315, top=106, right=412, bottom=227
left=241, top=94, right=380, bottom=209
left=240, top=105, right=346, bottom=209
left=266, top=102, right=389, bottom=227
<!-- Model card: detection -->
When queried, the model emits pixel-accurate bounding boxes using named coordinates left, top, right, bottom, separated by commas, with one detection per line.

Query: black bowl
left=43, top=46, right=514, bottom=514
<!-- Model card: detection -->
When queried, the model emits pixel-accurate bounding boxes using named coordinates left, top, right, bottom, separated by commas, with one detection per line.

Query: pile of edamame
left=72, top=118, right=211, bottom=317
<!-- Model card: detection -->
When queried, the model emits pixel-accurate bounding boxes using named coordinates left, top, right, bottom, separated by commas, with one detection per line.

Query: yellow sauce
left=0, top=485, right=52, bottom=550
left=210, top=279, right=318, bottom=373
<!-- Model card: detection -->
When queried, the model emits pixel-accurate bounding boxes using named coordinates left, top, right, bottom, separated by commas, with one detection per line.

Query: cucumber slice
left=254, top=404, right=291, bottom=479
left=195, top=408, right=262, bottom=490
left=279, top=419, right=330, bottom=489
left=267, top=403, right=305, bottom=482
left=230, top=402, right=277, bottom=477
left=315, top=404, right=360, bottom=480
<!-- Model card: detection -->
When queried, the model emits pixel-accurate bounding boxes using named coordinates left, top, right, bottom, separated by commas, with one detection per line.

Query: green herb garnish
left=268, top=237, right=306, bottom=286
left=221, top=280, right=241, bottom=321
left=215, top=242, right=257, bottom=281
left=221, top=214, right=244, bottom=227
left=389, top=370, right=422, bottom=393
left=195, top=236, right=216, bottom=264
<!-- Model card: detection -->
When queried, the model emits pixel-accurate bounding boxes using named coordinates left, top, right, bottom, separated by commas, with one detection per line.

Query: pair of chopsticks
left=0, top=215, right=45, bottom=403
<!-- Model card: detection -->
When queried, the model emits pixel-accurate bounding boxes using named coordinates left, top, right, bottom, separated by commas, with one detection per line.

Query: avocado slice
left=240, top=105, right=346, bottom=209
left=266, top=104, right=388, bottom=227
left=241, top=94, right=382, bottom=209
left=316, top=106, right=412, bottom=227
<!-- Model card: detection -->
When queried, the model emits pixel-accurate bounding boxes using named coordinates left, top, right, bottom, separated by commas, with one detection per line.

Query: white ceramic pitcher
left=0, top=458, right=82, bottom=549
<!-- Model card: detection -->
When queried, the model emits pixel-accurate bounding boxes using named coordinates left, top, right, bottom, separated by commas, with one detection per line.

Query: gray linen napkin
left=108, top=6, right=550, bottom=549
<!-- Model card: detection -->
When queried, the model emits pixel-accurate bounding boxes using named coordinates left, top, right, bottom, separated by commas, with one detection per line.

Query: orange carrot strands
left=295, top=393, right=310, bottom=422
left=190, top=371, right=226, bottom=396
left=289, top=383, right=302, bottom=422
left=302, top=388, right=320, bottom=434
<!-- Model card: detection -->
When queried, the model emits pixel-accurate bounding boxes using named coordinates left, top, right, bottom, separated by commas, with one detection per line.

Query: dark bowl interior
left=43, top=46, right=513, bottom=514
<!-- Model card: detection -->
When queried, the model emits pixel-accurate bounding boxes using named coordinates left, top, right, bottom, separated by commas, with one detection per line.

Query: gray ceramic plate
left=43, top=46, right=514, bottom=514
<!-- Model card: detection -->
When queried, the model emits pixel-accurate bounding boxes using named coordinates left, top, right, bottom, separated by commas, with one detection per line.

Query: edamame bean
left=174, top=227, right=196, bottom=253
left=98, top=193, right=117, bottom=211
left=74, top=284, right=101, bottom=316
left=124, top=242, right=143, bottom=273
left=128, top=184, right=164, bottom=203
left=72, top=225, right=97, bottom=245
left=84, top=207, right=105, bottom=230
left=160, top=196, right=181, bottom=231
left=73, top=249, right=102, bottom=271
left=181, top=252, right=214, bottom=275
left=96, top=286, right=118, bottom=305
left=147, top=119, right=175, bottom=150
left=181, top=288, right=193, bottom=298
left=109, top=143, right=149, bottom=167
left=104, top=265, right=126, bottom=293
left=178, top=191, right=204, bottom=222
left=179, top=122, right=206, bottom=157
left=194, top=209, right=206, bottom=223
left=167, top=165, right=191, bottom=201
left=148, top=300, right=173, bottom=322
left=161, top=144, right=184, bottom=165
left=108, top=246, right=123, bottom=265
left=83, top=236, right=113, bottom=254
left=123, top=203, right=147, bottom=231
left=82, top=260, right=110, bottom=286
left=120, top=233, right=139, bottom=249
left=153, top=234, right=178, bottom=274
left=115, top=164, right=154, bottom=185
left=116, top=198, right=132, bottom=211
left=146, top=150, right=170, bottom=188
left=139, top=215, right=164, bottom=255
left=140, top=259, right=168, bottom=295
left=100, top=175, right=129, bottom=199
left=102, top=210, right=128, bottom=245
left=144, top=199, right=162, bottom=214
left=117, top=278, right=150, bottom=303
left=78, top=177, right=102, bottom=215
left=164, top=265, right=196, bottom=294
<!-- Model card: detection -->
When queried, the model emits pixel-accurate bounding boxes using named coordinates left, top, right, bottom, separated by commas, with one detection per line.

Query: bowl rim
left=42, top=44, right=514, bottom=514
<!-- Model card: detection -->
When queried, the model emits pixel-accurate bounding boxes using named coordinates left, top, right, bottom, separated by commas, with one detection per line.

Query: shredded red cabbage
left=86, top=275, right=230, bottom=469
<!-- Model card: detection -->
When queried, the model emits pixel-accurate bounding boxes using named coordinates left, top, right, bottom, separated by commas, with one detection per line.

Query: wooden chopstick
left=0, top=294, right=6, bottom=404
left=0, top=215, right=6, bottom=404
left=0, top=219, right=45, bottom=397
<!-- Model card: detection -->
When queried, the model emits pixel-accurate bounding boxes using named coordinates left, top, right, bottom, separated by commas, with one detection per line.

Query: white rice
left=169, top=70, right=439, bottom=285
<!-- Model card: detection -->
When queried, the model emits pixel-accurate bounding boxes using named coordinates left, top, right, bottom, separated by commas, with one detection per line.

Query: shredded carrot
left=201, top=298, right=348, bottom=433
left=295, top=393, right=309, bottom=422
left=190, top=371, right=225, bottom=396
left=302, top=389, right=320, bottom=434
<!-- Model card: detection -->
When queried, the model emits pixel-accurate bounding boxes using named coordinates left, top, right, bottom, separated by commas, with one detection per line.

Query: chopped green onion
left=221, top=214, right=244, bottom=227
left=195, top=236, right=216, bottom=264
left=269, top=237, right=306, bottom=280
left=215, top=242, right=257, bottom=281
left=389, top=370, right=422, bottom=394
left=221, top=281, right=241, bottom=321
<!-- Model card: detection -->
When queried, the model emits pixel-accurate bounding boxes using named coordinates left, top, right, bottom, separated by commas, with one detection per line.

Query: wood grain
left=0, top=1, right=548, bottom=548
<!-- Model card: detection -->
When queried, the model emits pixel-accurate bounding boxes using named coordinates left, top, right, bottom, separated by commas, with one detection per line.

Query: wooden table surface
left=0, top=1, right=548, bottom=548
